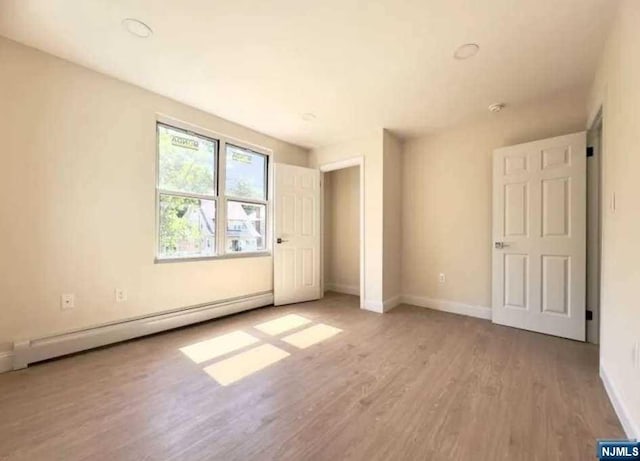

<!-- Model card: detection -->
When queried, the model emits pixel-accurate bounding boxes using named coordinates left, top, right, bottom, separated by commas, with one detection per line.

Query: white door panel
left=274, top=164, right=321, bottom=306
left=492, top=132, right=586, bottom=341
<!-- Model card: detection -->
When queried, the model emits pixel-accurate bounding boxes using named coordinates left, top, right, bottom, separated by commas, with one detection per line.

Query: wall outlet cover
left=60, top=294, right=75, bottom=310
left=115, top=288, right=127, bottom=303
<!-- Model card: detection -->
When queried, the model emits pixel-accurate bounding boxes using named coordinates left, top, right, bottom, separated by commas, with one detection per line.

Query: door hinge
left=586, top=310, right=593, bottom=321
left=586, top=146, right=594, bottom=157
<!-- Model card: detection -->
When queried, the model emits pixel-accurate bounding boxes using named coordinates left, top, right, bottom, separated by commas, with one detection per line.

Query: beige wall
left=382, top=130, right=403, bottom=302
left=0, top=37, right=308, bottom=349
left=311, top=131, right=384, bottom=310
left=401, top=88, right=587, bottom=308
left=323, top=167, right=360, bottom=293
left=588, top=0, right=640, bottom=437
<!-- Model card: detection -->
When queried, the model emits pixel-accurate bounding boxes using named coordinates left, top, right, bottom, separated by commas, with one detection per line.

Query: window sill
left=154, top=252, right=272, bottom=264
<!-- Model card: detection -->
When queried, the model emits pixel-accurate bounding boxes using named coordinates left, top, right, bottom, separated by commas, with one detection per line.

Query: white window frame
left=155, top=115, right=272, bottom=262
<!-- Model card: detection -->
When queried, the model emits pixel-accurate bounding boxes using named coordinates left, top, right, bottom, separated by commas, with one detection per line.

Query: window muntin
left=156, top=120, right=270, bottom=261
left=225, top=144, right=267, bottom=201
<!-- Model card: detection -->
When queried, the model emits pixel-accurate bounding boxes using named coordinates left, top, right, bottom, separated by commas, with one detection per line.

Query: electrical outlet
left=114, top=288, right=127, bottom=303
left=60, top=293, right=75, bottom=310
left=439, top=273, right=446, bottom=284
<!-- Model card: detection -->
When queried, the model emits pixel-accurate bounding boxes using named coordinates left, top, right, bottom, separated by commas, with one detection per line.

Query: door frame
left=319, top=156, right=365, bottom=309
left=586, top=107, right=604, bottom=344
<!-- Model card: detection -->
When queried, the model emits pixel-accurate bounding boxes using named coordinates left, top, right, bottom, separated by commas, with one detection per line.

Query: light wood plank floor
left=0, top=292, right=623, bottom=460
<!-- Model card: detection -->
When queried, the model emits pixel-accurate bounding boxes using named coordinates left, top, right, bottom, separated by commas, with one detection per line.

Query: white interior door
left=273, top=163, right=321, bottom=306
left=492, top=132, right=586, bottom=341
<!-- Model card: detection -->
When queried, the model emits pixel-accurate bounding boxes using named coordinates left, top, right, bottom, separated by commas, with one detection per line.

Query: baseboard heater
left=11, top=291, right=274, bottom=371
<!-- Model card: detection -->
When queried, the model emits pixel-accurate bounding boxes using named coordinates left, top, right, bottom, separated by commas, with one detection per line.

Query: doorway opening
left=586, top=109, right=603, bottom=344
left=320, top=158, right=364, bottom=307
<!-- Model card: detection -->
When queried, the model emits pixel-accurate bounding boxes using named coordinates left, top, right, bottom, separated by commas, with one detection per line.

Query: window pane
left=158, top=194, right=216, bottom=258
left=227, top=201, right=266, bottom=253
left=158, top=124, right=216, bottom=195
left=225, top=145, right=267, bottom=200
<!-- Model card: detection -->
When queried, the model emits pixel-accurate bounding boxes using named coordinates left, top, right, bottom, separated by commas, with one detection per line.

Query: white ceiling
left=0, top=0, right=617, bottom=148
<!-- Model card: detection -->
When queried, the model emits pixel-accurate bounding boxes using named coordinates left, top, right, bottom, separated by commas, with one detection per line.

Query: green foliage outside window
left=157, top=124, right=216, bottom=258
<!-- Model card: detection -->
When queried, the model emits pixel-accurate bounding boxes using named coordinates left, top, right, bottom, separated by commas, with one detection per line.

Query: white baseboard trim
left=363, top=295, right=402, bottom=314
left=363, top=299, right=384, bottom=313
left=9, top=291, right=273, bottom=372
left=383, top=295, right=401, bottom=312
left=401, top=295, right=492, bottom=320
left=0, top=351, right=14, bottom=373
left=600, top=363, right=639, bottom=439
left=325, top=283, right=360, bottom=296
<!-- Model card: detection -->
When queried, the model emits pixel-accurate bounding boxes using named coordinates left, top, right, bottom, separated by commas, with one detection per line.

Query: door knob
left=277, top=238, right=289, bottom=244
left=494, top=241, right=510, bottom=249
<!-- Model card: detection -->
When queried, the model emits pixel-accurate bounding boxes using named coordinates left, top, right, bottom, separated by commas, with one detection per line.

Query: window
left=224, top=145, right=268, bottom=253
left=156, top=121, right=270, bottom=261
left=226, top=201, right=266, bottom=253
left=225, top=145, right=267, bottom=200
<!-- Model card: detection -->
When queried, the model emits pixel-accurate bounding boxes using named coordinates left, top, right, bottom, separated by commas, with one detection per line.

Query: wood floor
left=0, top=292, right=623, bottom=460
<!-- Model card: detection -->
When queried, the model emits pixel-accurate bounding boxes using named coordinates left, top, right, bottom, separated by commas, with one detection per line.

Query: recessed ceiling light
left=453, top=43, right=479, bottom=60
left=301, top=113, right=316, bottom=122
left=488, top=103, right=505, bottom=112
left=122, top=18, right=153, bottom=38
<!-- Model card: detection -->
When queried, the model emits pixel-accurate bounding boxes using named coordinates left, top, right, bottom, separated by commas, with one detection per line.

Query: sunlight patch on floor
left=203, top=344, right=290, bottom=386
left=179, top=315, right=344, bottom=385
left=253, top=314, right=312, bottom=336
left=179, top=331, right=260, bottom=364
left=281, top=323, right=342, bottom=349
